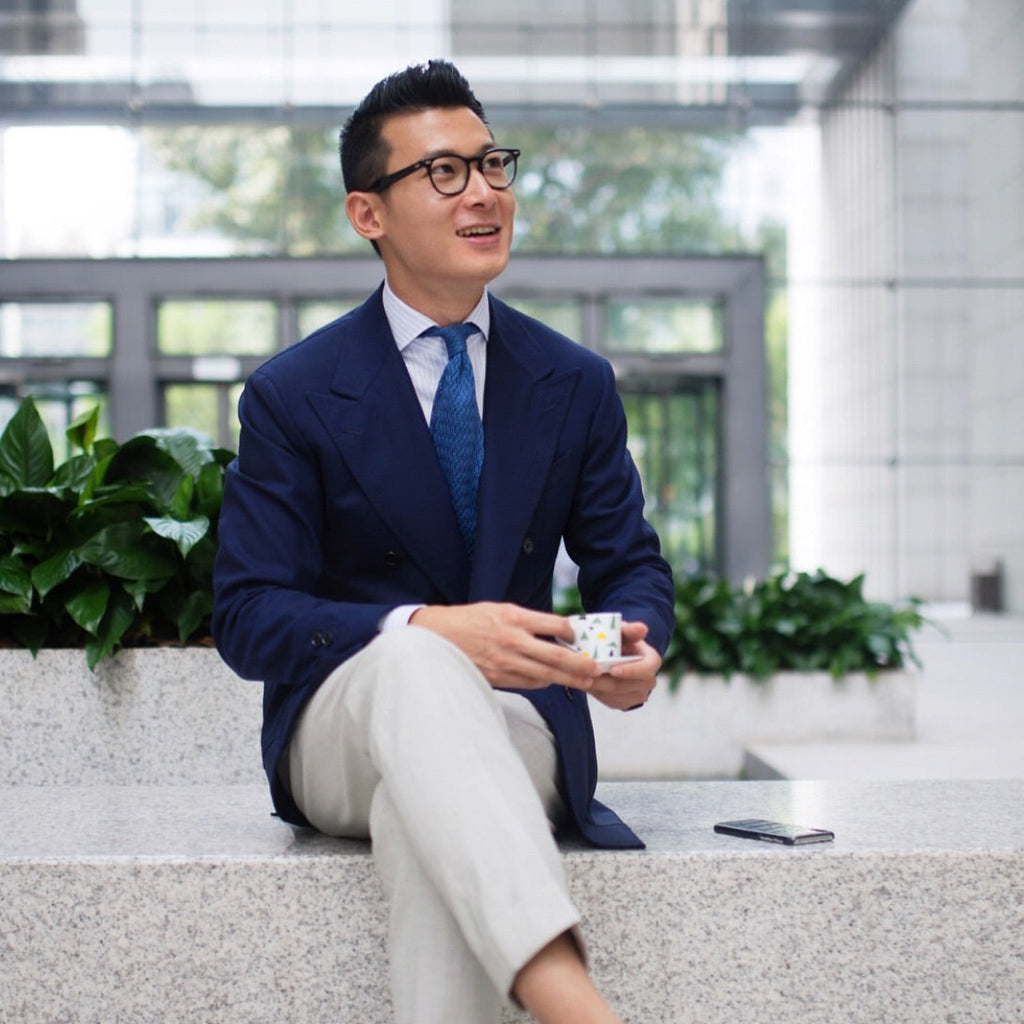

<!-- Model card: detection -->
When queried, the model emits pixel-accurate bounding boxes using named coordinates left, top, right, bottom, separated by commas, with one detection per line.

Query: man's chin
left=460, top=250, right=510, bottom=286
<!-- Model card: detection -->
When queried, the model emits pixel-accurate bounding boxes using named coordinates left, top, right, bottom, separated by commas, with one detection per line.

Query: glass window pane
left=0, top=302, right=112, bottom=357
left=622, top=384, right=719, bottom=575
left=500, top=297, right=583, bottom=341
left=163, top=382, right=242, bottom=451
left=226, top=382, right=243, bottom=450
left=297, top=299, right=362, bottom=338
left=157, top=300, right=277, bottom=356
left=140, top=126, right=357, bottom=257
left=1, top=127, right=136, bottom=259
left=607, top=298, right=722, bottom=354
left=510, top=125, right=753, bottom=256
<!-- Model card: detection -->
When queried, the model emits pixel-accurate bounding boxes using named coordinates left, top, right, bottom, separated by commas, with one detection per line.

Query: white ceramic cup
left=566, top=612, right=622, bottom=660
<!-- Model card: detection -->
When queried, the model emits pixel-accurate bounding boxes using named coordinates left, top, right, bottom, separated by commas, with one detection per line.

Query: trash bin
left=970, top=561, right=1004, bottom=612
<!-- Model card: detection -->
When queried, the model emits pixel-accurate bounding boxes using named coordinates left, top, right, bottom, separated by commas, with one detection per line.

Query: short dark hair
left=339, top=59, right=490, bottom=194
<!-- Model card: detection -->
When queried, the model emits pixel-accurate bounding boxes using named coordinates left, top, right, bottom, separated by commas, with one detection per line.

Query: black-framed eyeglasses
left=366, top=147, right=520, bottom=196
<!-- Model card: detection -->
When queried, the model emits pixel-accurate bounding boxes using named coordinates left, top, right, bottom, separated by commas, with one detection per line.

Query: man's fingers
left=588, top=674, right=656, bottom=710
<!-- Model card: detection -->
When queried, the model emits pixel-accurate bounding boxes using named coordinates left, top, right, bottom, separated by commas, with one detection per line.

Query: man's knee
left=361, top=626, right=490, bottom=703
left=368, top=624, right=471, bottom=674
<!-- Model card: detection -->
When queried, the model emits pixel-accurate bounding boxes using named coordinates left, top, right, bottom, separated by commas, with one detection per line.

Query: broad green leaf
left=661, top=569, right=928, bottom=682
left=0, top=398, right=54, bottom=490
left=0, top=592, right=32, bottom=614
left=122, top=577, right=153, bottom=612
left=104, top=437, right=184, bottom=510
left=77, top=522, right=178, bottom=580
left=77, top=483, right=157, bottom=512
left=65, top=579, right=111, bottom=637
left=169, top=475, right=195, bottom=521
left=0, top=489, right=76, bottom=537
left=66, top=405, right=100, bottom=455
left=175, top=589, right=213, bottom=641
left=143, top=514, right=210, bottom=558
left=31, top=549, right=83, bottom=598
left=195, top=461, right=225, bottom=517
left=142, top=427, right=215, bottom=479
left=0, top=553, right=32, bottom=599
left=51, top=454, right=98, bottom=491
left=0, top=396, right=306, bottom=663
left=86, top=588, right=136, bottom=670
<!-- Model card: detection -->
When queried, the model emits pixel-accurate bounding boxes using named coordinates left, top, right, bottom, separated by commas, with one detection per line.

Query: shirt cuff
left=378, top=604, right=426, bottom=631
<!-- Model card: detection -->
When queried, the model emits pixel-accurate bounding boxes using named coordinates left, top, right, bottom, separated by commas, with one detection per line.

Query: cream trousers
left=286, top=626, right=583, bottom=1024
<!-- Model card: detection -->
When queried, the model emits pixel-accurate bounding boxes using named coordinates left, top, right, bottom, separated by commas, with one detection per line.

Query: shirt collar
left=382, top=279, right=490, bottom=353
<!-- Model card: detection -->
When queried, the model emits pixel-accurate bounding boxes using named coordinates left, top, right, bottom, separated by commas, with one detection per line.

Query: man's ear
left=345, top=191, right=386, bottom=243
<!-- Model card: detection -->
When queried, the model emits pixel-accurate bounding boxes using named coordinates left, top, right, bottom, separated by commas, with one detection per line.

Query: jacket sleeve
left=561, top=358, right=675, bottom=655
left=212, top=368, right=388, bottom=691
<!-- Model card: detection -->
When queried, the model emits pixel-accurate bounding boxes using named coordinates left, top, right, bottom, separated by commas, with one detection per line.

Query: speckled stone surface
left=2, top=779, right=1022, bottom=1023
left=0, top=647, right=918, bottom=788
left=591, top=670, right=917, bottom=779
left=0, top=648, right=263, bottom=785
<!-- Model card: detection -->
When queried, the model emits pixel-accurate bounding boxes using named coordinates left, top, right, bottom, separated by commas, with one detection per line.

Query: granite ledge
left=3, top=779, right=1024, bottom=860
left=3, top=780, right=1023, bottom=1024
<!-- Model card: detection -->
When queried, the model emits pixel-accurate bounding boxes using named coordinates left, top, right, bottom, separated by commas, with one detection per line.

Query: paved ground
left=746, top=611, right=1024, bottom=780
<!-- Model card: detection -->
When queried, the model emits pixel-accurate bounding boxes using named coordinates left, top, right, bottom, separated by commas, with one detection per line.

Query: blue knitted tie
left=425, top=323, right=483, bottom=553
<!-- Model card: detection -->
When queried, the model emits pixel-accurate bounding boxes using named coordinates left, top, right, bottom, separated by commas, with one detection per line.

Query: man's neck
left=385, top=278, right=487, bottom=329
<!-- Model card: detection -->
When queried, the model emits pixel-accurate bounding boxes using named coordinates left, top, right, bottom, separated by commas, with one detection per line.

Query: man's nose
left=462, top=164, right=497, bottom=202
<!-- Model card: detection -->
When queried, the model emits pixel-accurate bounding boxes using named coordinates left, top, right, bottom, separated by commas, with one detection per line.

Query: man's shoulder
left=489, top=294, right=609, bottom=373
left=252, top=289, right=385, bottom=388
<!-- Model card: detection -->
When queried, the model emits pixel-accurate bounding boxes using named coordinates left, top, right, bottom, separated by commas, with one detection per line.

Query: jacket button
left=522, top=537, right=535, bottom=555
left=384, top=551, right=401, bottom=568
left=310, top=630, right=333, bottom=649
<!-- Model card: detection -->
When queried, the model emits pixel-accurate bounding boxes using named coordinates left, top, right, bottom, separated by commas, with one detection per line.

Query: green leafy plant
left=0, top=398, right=233, bottom=669
left=556, top=569, right=927, bottom=690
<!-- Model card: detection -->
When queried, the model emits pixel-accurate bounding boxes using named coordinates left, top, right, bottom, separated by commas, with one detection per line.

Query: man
left=213, top=59, right=674, bottom=1024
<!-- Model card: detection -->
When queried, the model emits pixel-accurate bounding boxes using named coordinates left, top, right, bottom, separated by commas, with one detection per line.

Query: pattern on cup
left=568, top=612, right=621, bottom=660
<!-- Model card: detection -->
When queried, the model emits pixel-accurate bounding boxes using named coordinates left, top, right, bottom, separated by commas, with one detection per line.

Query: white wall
left=964, top=0, right=1024, bottom=612
left=788, top=0, right=1023, bottom=610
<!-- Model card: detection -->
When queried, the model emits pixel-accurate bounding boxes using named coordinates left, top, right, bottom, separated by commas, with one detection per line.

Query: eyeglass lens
left=428, top=150, right=517, bottom=195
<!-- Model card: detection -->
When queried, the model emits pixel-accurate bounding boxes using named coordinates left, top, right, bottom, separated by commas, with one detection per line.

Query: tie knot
left=424, top=322, right=475, bottom=358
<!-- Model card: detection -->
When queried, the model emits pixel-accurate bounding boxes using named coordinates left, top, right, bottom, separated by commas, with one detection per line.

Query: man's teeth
left=458, top=227, right=497, bottom=236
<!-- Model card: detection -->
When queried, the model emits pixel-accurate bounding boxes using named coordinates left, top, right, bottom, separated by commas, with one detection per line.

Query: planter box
left=591, top=670, right=917, bottom=779
left=1, top=646, right=915, bottom=786
left=0, top=647, right=263, bottom=786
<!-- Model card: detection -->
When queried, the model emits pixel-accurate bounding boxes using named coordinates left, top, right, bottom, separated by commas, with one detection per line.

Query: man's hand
left=585, top=619, right=662, bottom=711
left=410, top=602, right=603, bottom=692
left=409, top=604, right=661, bottom=708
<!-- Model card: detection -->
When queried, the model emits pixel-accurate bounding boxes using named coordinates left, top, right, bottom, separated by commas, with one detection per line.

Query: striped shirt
left=382, top=279, right=489, bottom=422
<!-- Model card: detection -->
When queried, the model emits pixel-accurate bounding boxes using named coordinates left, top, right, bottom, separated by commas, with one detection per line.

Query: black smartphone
left=714, top=818, right=835, bottom=846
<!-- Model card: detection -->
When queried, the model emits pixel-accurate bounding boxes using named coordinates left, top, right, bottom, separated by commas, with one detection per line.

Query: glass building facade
left=2, top=0, right=1021, bottom=609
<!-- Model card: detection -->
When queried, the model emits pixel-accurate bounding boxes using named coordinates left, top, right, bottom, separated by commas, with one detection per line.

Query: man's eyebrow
left=420, top=143, right=498, bottom=161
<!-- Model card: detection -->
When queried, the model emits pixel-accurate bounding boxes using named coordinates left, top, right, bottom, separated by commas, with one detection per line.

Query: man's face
left=355, top=106, right=516, bottom=320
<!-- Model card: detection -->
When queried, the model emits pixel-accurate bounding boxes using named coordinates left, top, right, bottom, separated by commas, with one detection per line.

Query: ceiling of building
left=0, top=0, right=913, bottom=127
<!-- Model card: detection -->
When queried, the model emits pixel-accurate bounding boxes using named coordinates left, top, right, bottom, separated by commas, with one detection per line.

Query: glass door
left=621, top=379, right=719, bottom=575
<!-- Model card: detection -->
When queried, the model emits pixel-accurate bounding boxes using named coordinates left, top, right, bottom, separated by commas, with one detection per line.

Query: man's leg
left=286, top=627, right=581, bottom=1023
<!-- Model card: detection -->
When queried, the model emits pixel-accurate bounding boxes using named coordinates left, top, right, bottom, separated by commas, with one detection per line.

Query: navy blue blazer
left=212, top=286, right=674, bottom=849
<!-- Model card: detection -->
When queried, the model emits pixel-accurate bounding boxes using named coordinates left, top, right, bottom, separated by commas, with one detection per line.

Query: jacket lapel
left=305, top=291, right=472, bottom=601
left=470, top=299, right=580, bottom=600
